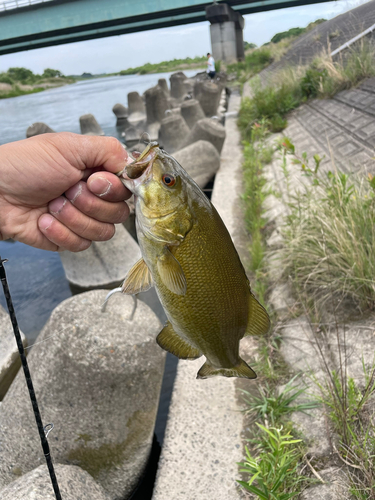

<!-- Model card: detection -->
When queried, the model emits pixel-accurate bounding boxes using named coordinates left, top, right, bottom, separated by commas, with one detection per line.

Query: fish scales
left=119, top=142, right=270, bottom=379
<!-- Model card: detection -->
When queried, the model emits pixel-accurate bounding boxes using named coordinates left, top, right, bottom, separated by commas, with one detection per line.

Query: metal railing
left=0, top=0, right=55, bottom=12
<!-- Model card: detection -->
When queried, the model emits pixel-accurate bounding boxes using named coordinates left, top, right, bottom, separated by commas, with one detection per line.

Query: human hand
left=0, top=132, right=132, bottom=252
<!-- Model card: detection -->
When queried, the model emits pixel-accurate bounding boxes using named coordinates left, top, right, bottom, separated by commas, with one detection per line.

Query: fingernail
left=49, top=197, right=67, bottom=215
left=40, top=214, right=54, bottom=230
left=89, top=177, right=112, bottom=197
left=66, top=182, right=83, bottom=203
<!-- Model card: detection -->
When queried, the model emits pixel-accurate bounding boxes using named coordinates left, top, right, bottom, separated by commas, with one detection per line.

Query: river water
left=0, top=70, right=197, bottom=446
left=0, top=71, right=197, bottom=146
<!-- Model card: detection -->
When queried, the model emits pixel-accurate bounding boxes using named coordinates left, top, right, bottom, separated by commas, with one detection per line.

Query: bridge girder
left=0, top=0, right=333, bottom=55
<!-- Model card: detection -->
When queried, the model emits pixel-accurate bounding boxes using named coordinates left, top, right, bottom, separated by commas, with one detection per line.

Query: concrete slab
left=152, top=92, right=251, bottom=500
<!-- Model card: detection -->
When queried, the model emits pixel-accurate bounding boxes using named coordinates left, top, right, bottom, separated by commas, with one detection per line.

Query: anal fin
left=244, top=293, right=271, bottom=337
left=197, top=358, right=257, bottom=379
left=157, top=321, right=201, bottom=360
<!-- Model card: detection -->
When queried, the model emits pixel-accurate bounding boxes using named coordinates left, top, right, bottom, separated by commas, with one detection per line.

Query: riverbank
left=117, top=56, right=206, bottom=75
left=0, top=78, right=75, bottom=99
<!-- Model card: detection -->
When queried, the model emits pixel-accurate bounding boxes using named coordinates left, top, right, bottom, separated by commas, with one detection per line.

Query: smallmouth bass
left=119, top=142, right=270, bottom=379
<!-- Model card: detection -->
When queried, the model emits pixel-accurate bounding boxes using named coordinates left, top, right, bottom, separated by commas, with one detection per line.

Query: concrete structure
left=206, top=3, right=245, bottom=62
left=153, top=92, right=254, bottom=500
left=0, top=0, right=338, bottom=55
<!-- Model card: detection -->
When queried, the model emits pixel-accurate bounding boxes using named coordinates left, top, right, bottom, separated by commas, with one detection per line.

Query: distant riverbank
left=116, top=56, right=206, bottom=76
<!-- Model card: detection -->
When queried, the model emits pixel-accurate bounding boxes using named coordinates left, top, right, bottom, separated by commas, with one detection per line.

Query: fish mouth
left=123, top=142, right=159, bottom=180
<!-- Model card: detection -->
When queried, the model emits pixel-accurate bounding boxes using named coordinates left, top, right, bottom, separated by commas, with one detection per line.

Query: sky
left=0, top=0, right=371, bottom=75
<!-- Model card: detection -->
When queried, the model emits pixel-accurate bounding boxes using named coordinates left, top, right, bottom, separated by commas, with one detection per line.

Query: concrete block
left=184, top=118, right=226, bottom=153
left=174, top=140, right=220, bottom=188
left=59, top=224, right=141, bottom=292
left=0, top=290, right=165, bottom=500
left=0, top=464, right=111, bottom=500
left=180, top=99, right=205, bottom=129
left=196, top=81, right=221, bottom=117
left=128, top=91, right=145, bottom=115
left=144, top=85, right=169, bottom=124
left=26, top=122, right=55, bottom=138
left=112, top=103, right=129, bottom=128
left=0, top=304, right=27, bottom=400
left=158, top=78, right=169, bottom=95
left=79, top=114, right=104, bottom=136
left=158, top=114, right=190, bottom=153
left=169, top=72, right=187, bottom=99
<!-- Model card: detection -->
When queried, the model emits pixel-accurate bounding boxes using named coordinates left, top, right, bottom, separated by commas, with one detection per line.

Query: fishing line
left=0, top=256, right=62, bottom=500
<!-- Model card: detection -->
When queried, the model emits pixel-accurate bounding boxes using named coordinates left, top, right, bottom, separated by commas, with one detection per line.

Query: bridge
left=0, top=0, right=333, bottom=57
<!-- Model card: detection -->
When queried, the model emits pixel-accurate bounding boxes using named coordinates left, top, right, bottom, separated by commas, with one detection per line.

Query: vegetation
left=238, top=425, right=307, bottom=499
left=118, top=56, right=206, bottom=75
left=279, top=138, right=375, bottom=310
left=228, top=38, right=293, bottom=86
left=0, top=66, right=74, bottom=99
left=237, top=18, right=375, bottom=499
left=274, top=138, right=375, bottom=498
left=238, top=38, right=375, bottom=139
left=241, top=120, right=273, bottom=305
left=270, top=19, right=326, bottom=44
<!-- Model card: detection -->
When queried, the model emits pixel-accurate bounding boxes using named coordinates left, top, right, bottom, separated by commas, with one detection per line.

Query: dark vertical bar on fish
left=0, top=256, right=62, bottom=500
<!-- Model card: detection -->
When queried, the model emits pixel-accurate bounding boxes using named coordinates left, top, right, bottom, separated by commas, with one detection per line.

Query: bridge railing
left=0, top=0, right=55, bottom=12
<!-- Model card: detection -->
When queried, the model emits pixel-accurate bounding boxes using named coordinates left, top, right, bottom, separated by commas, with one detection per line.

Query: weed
left=313, top=360, right=375, bottom=499
left=241, top=374, right=319, bottom=425
left=238, top=425, right=310, bottom=499
left=238, top=39, right=375, bottom=139
left=277, top=138, right=375, bottom=310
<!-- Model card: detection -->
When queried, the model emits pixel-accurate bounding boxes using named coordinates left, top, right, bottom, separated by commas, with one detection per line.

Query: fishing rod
left=0, top=256, right=62, bottom=500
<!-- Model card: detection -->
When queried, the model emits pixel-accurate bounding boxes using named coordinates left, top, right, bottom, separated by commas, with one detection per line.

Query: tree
left=42, top=68, right=63, bottom=78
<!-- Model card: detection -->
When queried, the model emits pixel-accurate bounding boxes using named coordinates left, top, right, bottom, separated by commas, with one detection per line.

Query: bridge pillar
left=206, top=3, right=245, bottom=63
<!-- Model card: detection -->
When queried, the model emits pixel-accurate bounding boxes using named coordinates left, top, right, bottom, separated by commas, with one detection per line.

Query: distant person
left=207, top=53, right=216, bottom=80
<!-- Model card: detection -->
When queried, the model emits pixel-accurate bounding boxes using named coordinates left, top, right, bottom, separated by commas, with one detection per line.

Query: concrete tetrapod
left=183, top=118, right=226, bottom=154
left=158, top=114, right=190, bottom=153
left=112, top=103, right=129, bottom=128
left=158, top=78, right=169, bottom=95
left=127, top=92, right=146, bottom=125
left=144, top=85, right=169, bottom=124
left=79, top=114, right=105, bottom=136
left=59, top=223, right=141, bottom=293
left=0, top=304, right=27, bottom=400
left=174, top=140, right=220, bottom=188
left=26, top=122, right=55, bottom=138
left=0, top=290, right=165, bottom=500
left=196, top=81, right=221, bottom=117
left=169, top=71, right=187, bottom=100
left=180, top=99, right=205, bottom=129
left=0, top=464, right=111, bottom=500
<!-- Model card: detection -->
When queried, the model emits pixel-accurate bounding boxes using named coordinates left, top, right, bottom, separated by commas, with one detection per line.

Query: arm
left=0, top=132, right=132, bottom=252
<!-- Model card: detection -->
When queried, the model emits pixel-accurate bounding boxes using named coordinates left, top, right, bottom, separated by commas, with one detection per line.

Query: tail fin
left=197, top=358, right=257, bottom=380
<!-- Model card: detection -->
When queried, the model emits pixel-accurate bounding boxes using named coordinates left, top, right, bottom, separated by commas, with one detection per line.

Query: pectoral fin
left=121, top=258, right=153, bottom=295
left=197, top=359, right=257, bottom=379
left=244, top=293, right=270, bottom=337
left=157, top=321, right=201, bottom=359
left=157, top=247, right=187, bottom=296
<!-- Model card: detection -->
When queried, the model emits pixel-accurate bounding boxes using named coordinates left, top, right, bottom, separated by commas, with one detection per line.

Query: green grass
left=278, top=139, right=375, bottom=310
left=241, top=120, right=274, bottom=304
left=238, top=39, right=375, bottom=139
left=241, top=374, right=319, bottom=426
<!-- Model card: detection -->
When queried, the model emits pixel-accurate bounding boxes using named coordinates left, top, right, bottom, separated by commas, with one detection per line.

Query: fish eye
left=162, top=174, right=176, bottom=187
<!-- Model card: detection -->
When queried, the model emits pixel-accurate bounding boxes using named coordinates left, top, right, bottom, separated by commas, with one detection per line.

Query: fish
left=118, top=141, right=270, bottom=379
